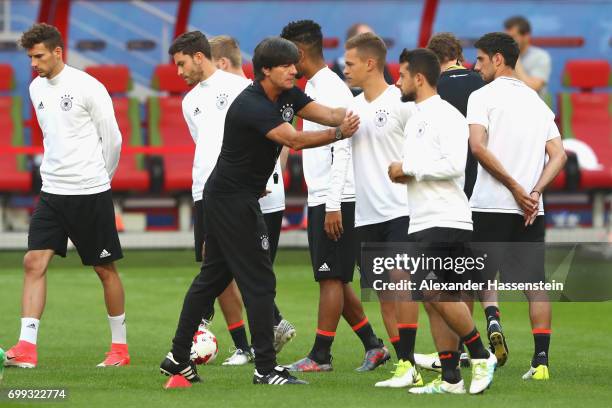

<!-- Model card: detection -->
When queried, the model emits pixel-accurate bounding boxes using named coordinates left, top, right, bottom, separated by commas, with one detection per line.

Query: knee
left=94, top=263, right=117, bottom=281
left=23, top=252, right=48, bottom=277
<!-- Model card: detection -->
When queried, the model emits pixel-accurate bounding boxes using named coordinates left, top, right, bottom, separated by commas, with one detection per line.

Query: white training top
left=302, top=66, right=355, bottom=210
left=30, top=64, right=122, bottom=195
left=258, top=159, right=285, bottom=214
left=349, top=85, right=416, bottom=227
left=466, top=76, right=560, bottom=215
left=182, top=69, right=250, bottom=202
left=401, top=95, right=472, bottom=234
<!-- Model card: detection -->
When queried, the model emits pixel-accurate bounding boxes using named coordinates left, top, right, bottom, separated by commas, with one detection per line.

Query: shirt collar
left=416, top=94, right=440, bottom=110
left=47, top=64, right=68, bottom=86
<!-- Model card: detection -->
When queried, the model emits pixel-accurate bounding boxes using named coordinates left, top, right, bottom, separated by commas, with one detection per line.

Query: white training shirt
left=259, top=159, right=285, bottom=214
left=466, top=76, right=560, bottom=215
left=30, top=64, right=122, bottom=195
left=182, top=69, right=250, bottom=202
left=401, top=95, right=472, bottom=234
left=349, top=85, right=416, bottom=227
left=302, top=66, right=355, bottom=210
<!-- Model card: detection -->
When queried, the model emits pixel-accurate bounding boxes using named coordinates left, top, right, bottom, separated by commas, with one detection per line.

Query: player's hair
left=504, top=15, right=531, bottom=35
left=168, top=31, right=212, bottom=59
left=345, top=32, right=387, bottom=71
left=474, top=32, right=519, bottom=69
left=399, top=48, right=441, bottom=87
left=209, top=35, right=242, bottom=68
left=427, top=32, right=463, bottom=64
left=280, top=20, right=323, bottom=58
left=346, top=22, right=371, bottom=41
left=19, top=23, right=64, bottom=51
left=252, top=37, right=299, bottom=81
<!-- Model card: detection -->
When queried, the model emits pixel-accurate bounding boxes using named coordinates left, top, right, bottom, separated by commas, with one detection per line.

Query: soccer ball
left=190, top=326, right=218, bottom=365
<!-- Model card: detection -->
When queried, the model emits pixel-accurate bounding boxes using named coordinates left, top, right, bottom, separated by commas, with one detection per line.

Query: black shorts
left=28, top=190, right=123, bottom=266
left=472, top=212, right=545, bottom=285
left=195, top=201, right=284, bottom=264
left=355, top=216, right=410, bottom=287
left=407, top=227, right=473, bottom=298
left=307, top=202, right=356, bottom=283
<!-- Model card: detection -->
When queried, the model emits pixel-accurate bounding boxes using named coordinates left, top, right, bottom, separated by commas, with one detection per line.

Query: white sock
left=108, top=314, right=127, bottom=344
left=19, top=318, right=40, bottom=345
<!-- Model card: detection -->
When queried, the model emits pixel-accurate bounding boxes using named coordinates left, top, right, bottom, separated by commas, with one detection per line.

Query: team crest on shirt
left=260, top=234, right=270, bottom=250
left=216, top=93, right=229, bottom=110
left=416, top=121, right=427, bottom=138
left=374, top=109, right=389, bottom=127
left=280, top=104, right=294, bottom=122
left=60, top=94, right=74, bottom=111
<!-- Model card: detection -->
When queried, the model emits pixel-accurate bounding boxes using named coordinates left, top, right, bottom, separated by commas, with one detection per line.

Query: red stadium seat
left=387, top=62, right=400, bottom=83
left=148, top=64, right=194, bottom=192
left=243, top=62, right=254, bottom=80
left=0, top=64, right=32, bottom=193
left=558, top=59, right=612, bottom=189
left=85, top=65, right=149, bottom=192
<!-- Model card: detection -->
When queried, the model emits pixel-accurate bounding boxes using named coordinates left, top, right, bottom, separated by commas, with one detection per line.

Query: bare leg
left=22, top=250, right=54, bottom=318
left=93, top=262, right=125, bottom=316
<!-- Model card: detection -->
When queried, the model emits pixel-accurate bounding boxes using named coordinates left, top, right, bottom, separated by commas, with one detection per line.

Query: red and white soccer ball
left=190, top=326, right=218, bottom=365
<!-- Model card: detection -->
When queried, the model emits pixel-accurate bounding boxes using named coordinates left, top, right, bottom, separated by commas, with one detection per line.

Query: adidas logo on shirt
left=37, top=101, right=44, bottom=110
left=193, top=107, right=202, bottom=116
left=318, top=263, right=331, bottom=272
left=99, top=249, right=111, bottom=258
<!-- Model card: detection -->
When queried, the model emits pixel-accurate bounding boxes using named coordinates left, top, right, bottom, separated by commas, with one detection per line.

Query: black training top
left=204, top=81, right=312, bottom=197
left=437, top=68, right=485, bottom=199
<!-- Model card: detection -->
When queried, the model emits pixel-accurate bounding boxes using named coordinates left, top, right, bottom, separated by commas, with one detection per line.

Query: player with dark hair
left=4, top=23, right=127, bottom=369
left=468, top=32, right=566, bottom=380
left=280, top=20, right=388, bottom=373
left=412, top=32, right=488, bottom=372
left=389, top=48, right=496, bottom=395
left=160, top=36, right=360, bottom=385
left=170, top=31, right=296, bottom=367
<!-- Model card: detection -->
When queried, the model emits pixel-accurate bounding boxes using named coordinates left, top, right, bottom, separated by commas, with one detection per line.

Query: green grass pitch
left=0, top=249, right=610, bottom=407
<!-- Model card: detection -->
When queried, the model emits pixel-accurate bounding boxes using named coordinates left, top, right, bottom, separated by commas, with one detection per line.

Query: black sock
left=484, top=306, right=501, bottom=324
left=461, top=328, right=489, bottom=359
left=439, top=351, right=461, bottom=384
left=352, top=318, right=381, bottom=351
left=228, top=321, right=250, bottom=352
left=273, top=304, right=283, bottom=326
left=308, top=330, right=334, bottom=364
left=397, top=325, right=417, bottom=364
left=390, top=336, right=400, bottom=358
left=458, top=341, right=465, bottom=354
left=532, top=330, right=551, bottom=366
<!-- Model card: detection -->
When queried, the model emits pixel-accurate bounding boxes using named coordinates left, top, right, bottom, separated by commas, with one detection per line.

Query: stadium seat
left=0, top=64, right=32, bottom=193
left=243, top=62, right=254, bottom=80
left=148, top=64, right=194, bottom=192
left=558, top=59, right=612, bottom=189
left=387, top=62, right=400, bottom=83
left=85, top=65, right=149, bottom=192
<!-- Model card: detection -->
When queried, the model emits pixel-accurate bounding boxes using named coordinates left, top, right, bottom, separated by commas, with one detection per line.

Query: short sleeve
left=466, top=90, right=488, bottom=128
left=526, top=51, right=552, bottom=83
left=546, top=120, right=561, bottom=141
left=287, top=86, right=314, bottom=113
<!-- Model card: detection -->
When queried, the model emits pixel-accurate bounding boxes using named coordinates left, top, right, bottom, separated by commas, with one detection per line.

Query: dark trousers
left=172, top=194, right=277, bottom=372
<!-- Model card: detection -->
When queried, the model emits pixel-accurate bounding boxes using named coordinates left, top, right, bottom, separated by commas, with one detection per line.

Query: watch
left=334, top=127, right=343, bottom=140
